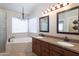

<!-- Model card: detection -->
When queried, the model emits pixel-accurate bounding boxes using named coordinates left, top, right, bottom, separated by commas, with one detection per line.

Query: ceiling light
left=21, top=7, right=26, bottom=20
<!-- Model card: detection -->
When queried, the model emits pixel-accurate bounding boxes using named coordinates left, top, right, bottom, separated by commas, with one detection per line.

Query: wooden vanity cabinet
left=32, top=38, right=50, bottom=56
left=32, top=38, right=79, bottom=56
left=63, top=50, right=79, bottom=56
left=32, top=38, right=41, bottom=55
left=49, top=44, right=63, bottom=56
left=49, top=44, right=79, bottom=56
left=41, top=41, right=50, bottom=56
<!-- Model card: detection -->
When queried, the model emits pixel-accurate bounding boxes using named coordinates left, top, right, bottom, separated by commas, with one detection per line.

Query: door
left=0, top=9, right=7, bottom=52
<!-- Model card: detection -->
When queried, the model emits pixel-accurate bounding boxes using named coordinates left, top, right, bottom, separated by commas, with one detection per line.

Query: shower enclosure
left=0, top=9, right=7, bottom=52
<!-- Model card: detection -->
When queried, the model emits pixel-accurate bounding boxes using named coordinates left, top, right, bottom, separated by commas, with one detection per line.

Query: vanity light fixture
left=41, top=3, right=69, bottom=15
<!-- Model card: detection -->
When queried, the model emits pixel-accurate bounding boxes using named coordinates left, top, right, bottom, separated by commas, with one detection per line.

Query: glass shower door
left=0, top=9, right=7, bottom=52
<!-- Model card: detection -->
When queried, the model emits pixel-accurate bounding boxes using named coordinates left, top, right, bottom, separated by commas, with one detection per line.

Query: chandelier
left=21, top=7, right=25, bottom=20
left=22, top=7, right=24, bottom=19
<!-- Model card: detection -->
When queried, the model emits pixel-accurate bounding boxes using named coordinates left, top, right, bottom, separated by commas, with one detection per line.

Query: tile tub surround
left=6, top=42, right=37, bottom=56
left=32, top=36, right=79, bottom=54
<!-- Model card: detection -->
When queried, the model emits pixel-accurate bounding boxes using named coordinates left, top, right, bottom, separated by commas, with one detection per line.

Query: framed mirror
left=57, top=6, right=79, bottom=35
left=39, top=16, right=49, bottom=32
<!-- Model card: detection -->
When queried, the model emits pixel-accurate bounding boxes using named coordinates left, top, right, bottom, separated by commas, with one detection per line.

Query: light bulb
left=51, top=7, right=55, bottom=10
left=44, top=10, right=47, bottom=13
left=56, top=4, right=60, bottom=8
left=63, top=3, right=68, bottom=6
left=47, top=8, right=51, bottom=12
left=41, top=12, right=44, bottom=14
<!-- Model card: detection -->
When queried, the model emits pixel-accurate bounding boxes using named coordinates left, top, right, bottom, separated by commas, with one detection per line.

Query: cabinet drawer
left=41, top=41, right=49, bottom=48
left=41, top=47, right=49, bottom=53
left=41, top=47, right=50, bottom=56
left=50, top=44, right=64, bottom=55
left=50, top=51, right=62, bottom=56
left=41, top=52, right=49, bottom=56
left=35, top=49, right=41, bottom=56
left=37, top=39, right=41, bottom=44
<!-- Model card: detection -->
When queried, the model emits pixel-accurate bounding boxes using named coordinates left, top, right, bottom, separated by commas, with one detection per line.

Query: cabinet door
left=32, top=38, right=36, bottom=52
left=32, top=38, right=41, bottom=56
left=64, top=50, right=79, bottom=56
left=41, top=41, right=50, bottom=56
left=50, top=51, right=62, bottom=56
left=36, top=40, right=41, bottom=56
left=41, top=47, right=50, bottom=56
left=49, top=44, right=64, bottom=56
left=41, top=41, right=49, bottom=48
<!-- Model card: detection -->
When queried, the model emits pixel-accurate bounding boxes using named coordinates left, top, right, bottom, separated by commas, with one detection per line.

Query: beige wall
left=29, top=3, right=79, bottom=40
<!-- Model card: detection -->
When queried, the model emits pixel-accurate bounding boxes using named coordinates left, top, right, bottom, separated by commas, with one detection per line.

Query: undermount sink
left=57, top=41, right=74, bottom=47
left=36, top=36, right=43, bottom=38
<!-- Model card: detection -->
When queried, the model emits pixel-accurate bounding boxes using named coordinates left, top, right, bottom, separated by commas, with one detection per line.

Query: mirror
left=57, top=6, right=79, bottom=34
left=39, top=16, right=49, bottom=32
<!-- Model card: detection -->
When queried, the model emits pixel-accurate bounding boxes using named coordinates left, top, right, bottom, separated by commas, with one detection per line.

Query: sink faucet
left=64, top=36, right=69, bottom=42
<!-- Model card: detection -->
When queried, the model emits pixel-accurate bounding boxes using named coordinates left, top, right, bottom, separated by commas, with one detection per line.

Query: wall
left=29, top=3, right=79, bottom=40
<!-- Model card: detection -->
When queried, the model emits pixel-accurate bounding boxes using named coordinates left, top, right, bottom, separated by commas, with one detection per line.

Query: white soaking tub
left=10, top=37, right=32, bottom=43
left=6, top=37, right=32, bottom=55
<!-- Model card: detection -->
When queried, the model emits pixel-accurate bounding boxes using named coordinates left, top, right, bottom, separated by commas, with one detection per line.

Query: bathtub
left=6, top=37, right=32, bottom=55
left=10, top=37, right=32, bottom=43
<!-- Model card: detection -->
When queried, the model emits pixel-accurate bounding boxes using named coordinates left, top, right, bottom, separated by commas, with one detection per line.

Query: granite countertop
left=32, top=36, right=79, bottom=54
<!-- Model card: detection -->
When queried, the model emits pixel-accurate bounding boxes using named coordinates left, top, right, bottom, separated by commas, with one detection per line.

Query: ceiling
left=0, top=3, right=38, bottom=15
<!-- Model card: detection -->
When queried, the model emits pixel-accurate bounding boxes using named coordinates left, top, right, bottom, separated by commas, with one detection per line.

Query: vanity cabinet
left=41, top=41, right=50, bottom=56
left=64, top=50, right=79, bottom=56
left=32, top=38, right=41, bottom=55
left=32, top=38, right=50, bottom=56
left=50, top=44, right=63, bottom=56
left=49, top=44, right=79, bottom=56
left=32, top=38, right=79, bottom=56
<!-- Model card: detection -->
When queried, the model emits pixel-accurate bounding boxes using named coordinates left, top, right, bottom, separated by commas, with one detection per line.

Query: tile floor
left=0, top=52, right=36, bottom=56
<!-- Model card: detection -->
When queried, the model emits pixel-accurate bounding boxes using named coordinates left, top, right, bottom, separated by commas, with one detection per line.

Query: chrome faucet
left=8, top=36, right=15, bottom=42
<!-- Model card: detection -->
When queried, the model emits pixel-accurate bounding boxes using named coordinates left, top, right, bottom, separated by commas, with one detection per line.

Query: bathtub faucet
left=8, top=36, right=15, bottom=42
